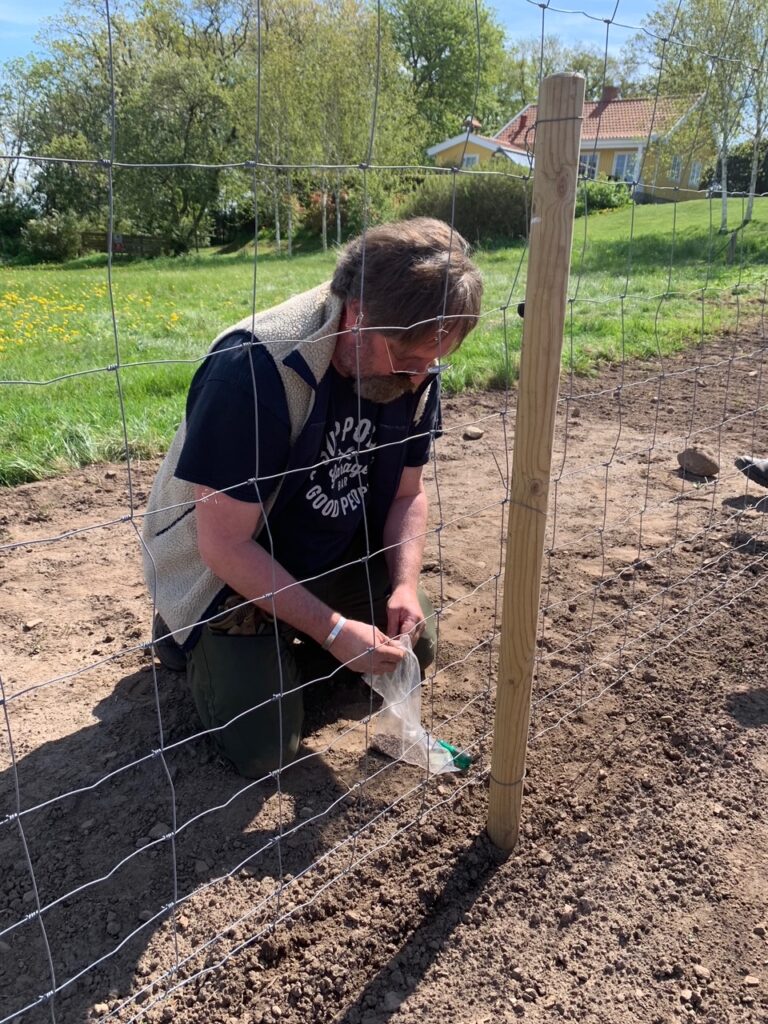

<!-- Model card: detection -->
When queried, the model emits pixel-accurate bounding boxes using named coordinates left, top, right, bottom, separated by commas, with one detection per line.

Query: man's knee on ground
left=187, top=627, right=304, bottom=779
left=215, top=720, right=302, bottom=779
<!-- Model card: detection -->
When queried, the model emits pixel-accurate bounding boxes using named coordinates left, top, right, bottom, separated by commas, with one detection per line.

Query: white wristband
left=322, top=616, right=347, bottom=651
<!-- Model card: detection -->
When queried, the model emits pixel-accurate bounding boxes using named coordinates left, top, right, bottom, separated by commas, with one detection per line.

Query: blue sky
left=0, top=0, right=655, bottom=64
left=500, top=0, right=654, bottom=51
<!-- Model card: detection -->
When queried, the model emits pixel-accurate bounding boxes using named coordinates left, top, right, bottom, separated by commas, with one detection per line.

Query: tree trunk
left=335, top=181, right=342, bottom=245
left=287, top=175, right=293, bottom=258
left=321, top=189, right=328, bottom=252
left=746, top=130, right=762, bottom=224
left=274, top=190, right=281, bottom=254
left=719, top=148, right=728, bottom=234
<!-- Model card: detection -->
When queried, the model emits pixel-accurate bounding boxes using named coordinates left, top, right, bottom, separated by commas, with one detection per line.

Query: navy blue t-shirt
left=175, top=334, right=439, bottom=577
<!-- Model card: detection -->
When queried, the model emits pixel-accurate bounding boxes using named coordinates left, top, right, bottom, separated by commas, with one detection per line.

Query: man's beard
left=334, top=340, right=419, bottom=403
left=353, top=374, right=417, bottom=403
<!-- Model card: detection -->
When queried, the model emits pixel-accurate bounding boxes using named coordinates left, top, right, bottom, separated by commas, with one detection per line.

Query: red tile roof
left=495, top=97, right=696, bottom=150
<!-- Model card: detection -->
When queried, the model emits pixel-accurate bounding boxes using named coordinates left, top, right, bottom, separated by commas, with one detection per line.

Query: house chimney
left=600, top=85, right=621, bottom=102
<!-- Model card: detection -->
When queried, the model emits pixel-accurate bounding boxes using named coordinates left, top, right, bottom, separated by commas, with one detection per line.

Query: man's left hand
left=386, top=585, right=425, bottom=644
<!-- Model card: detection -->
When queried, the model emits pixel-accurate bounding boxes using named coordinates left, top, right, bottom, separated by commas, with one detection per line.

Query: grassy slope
left=1, top=198, right=767, bottom=485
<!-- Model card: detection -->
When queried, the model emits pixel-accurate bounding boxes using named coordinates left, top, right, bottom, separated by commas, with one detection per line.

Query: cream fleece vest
left=141, top=283, right=344, bottom=645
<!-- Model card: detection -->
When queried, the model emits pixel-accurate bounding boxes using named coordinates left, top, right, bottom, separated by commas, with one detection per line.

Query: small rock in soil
left=680, top=989, right=693, bottom=1003
left=576, top=829, right=593, bottom=844
left=744, top=976, right=760, bottom=986
left=753, top=924, right=766, bottom=937
left=677, top=446, right=719, bottom=477
left=692, top=965, right=712, bottom=982
left=383, top=991, right=403, bottom=1012
left=23, top=619, right=43, bottom=632
left=93, top=1003, right=109, bottom=1016
left=559, top=905, right=577, bottom=927
left=462, top=425, right=484, bottom=440
left=148, top=822, right=171, bottom=840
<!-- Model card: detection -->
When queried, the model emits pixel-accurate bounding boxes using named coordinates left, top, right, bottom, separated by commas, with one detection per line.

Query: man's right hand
left=330, top=618, right=408, bottom=676
left=193, top=488, right=407, bottom=676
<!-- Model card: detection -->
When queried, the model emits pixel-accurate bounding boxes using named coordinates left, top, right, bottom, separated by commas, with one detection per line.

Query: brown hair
left=330, top=217, right=483, bottom=346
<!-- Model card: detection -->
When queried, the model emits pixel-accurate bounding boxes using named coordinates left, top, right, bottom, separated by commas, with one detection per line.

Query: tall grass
left=1, top=198, right=767, bottom=485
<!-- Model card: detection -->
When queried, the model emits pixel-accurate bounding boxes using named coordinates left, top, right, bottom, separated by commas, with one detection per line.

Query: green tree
left=3, top=0, right=427, bottom=257
left=495, top=35, right=643, bottom=121
left=740, top=0, right=768, bottom=221
left=13, top=0, right=255, bottom=251
left=386, top=0, right=507, bottom=141
left=632, top=0, right=751, bottom=231
left=0, top=57, right=37, bottom=195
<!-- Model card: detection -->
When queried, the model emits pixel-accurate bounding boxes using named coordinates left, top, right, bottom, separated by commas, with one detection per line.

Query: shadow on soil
left=722, top=494, right=768, bottom=514
left=0, top=665, right=371, bottom=1023
left=335, top=831, right=506, bottom=1024
left=724, top=688, right=768, bottom=728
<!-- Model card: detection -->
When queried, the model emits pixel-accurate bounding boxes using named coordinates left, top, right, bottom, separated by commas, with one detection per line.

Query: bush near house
left=19, top=211, right=84, bottom=263
left=705, top=140, right=768, bottom=196
left=575, top=177, right=634, bottom=217
left=403, top=166, right=633, bottom=246
left=402, top=167, right=530, bottom=246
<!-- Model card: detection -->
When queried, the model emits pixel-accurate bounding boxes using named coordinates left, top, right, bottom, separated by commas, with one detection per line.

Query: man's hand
left=386, top=584, right=425, bottom=644
left=331, top=617, right=407, bottom=675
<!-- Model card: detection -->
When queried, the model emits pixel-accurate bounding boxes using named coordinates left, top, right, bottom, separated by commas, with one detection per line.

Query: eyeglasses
left=382, top=335, right=452, bottom=378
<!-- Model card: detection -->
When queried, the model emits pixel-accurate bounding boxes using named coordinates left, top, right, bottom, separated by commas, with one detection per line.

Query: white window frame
left=688, top=160, right=703, bottom=188
left=612, top=152, right=637, bottom=182
left=461, top=153, right=479, bottom=168
left=670, top=155, right=682, bottom=184
left=579, top=151, right=599, bottom=180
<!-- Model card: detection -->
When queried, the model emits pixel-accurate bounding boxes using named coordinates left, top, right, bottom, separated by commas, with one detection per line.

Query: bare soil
left=1, top=333, right=767, bottom=1024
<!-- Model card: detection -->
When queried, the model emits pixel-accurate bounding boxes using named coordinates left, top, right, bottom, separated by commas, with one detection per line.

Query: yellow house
left=426, top=87, right=714, bottom=202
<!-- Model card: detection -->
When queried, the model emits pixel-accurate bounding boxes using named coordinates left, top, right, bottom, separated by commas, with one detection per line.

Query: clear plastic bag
left=364, top=637, right=468, bottom=774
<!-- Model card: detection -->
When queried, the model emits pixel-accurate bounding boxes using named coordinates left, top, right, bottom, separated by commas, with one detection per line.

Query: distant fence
left=81, top=232, right=163, bottom=258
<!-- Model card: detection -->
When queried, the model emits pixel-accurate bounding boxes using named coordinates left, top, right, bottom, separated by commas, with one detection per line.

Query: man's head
left=330, top=218, right=483, bottom=402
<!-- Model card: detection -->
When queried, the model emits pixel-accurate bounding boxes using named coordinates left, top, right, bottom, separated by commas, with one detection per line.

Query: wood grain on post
left=487, top=73, right=585, bottom=852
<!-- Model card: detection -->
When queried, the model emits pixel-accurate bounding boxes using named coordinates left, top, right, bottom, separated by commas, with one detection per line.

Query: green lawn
left=2, top=197, right=768, bottom=486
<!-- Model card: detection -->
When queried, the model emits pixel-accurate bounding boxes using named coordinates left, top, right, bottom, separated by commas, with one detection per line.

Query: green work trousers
left=186, top=553, right=436, bottom=778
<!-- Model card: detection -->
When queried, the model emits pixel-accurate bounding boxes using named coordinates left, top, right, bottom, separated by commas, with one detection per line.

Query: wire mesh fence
left=1, top=0, right=767, bottom=1021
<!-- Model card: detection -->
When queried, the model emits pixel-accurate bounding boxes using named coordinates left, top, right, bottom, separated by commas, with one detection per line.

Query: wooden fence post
left=487, top=73, right=585, bottom=852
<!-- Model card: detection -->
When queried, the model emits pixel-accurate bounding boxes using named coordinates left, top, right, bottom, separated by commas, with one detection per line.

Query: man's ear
left=343, top=298, right=362, bottom=328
